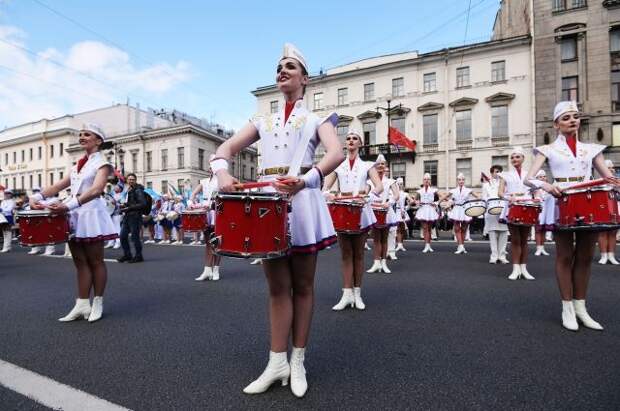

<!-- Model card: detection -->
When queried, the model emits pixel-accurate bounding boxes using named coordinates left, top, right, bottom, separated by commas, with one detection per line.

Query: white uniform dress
left=397, top=192, right=410, bottom=223
left=369, top=176, right=399, bottom=227
left=334, top=156, right=376, bottom=231
left=200, top=176, right=218, bottom=227
left=251, top=100, right=338, bottom=253
left=533, top=134, right=606, bottom=228
left=447, top=187, right=472, bottom=222
left=69, top=152, right=117, bottom=242
left=415, top=187, right=439, bottom=222
left=499, top=168, right=532, bottom=223
left=482, top=179, right=507, bottom=233
left=1, top=198, right=15, bottom=225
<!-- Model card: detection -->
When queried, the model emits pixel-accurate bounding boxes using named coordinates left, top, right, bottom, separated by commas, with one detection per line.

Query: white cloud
left=0, top=25, right=192, bottom=128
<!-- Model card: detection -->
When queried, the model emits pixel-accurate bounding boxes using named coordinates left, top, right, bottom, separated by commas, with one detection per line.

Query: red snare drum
left=556, top=185, right=620, bottom=231
left=181, top=209, right=209, bottom=232
left=16, top=210, right=70, bottom=246
left=507, top=201, right=541, bottom=226
left=328, top=201, right=364, bottom=234
left=212, top=192, right=289, bottom=259
left=372, top=206, right=388, bottom=228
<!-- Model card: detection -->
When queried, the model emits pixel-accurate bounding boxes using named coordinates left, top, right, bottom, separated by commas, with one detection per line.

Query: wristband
left=31, top=193, right=44, bottom=203
left=64, top=197, right=80, bottom=211
left=210, top=158, right=229, bottom=174
left=302, top=167, right=321, bottom=189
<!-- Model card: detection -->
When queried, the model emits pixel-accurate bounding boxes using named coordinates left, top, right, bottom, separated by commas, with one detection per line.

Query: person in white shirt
left=0, top=189, right=16, bottom=252
left=597, top=159, right=619, bottom=265
left=414, top=174, right=443, bottom=252
left=533, top=170, right=553, bottom=256
left=446, top=173, right=478, bottom=254
left=191, top=170, right=222, bottom=281
left=482, top=166, right=509, bottom=263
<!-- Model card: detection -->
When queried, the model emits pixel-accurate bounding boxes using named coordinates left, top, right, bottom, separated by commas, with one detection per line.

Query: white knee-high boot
left=488, top=231, right=498, bottom=263
left=498, top=232, right=509, bottom=263
left=1, top=229, right=12, bottom=252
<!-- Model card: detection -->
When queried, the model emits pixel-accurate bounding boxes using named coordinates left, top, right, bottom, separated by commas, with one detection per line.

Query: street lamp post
left=374, top=99, right=403, bottom=168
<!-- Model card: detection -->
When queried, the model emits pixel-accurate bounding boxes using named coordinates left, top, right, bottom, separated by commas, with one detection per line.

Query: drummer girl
left=446, top=173, right=478, bottom=254
left=322, top=130, right=383, bottom=311
left=526, top=101, right=620, bottom=331
left=366, top=154, right=400, bottom=274
left=597, top=159, right=619, bottom=265
left=533, top=169, right=553, bottom=256
left=30, top=124, right=117, bottom=322
left=211, top=44, right=343, bottom=398
left=498, top=146, right=536, bottom=281
left=415, top=173, right=442, bottom=253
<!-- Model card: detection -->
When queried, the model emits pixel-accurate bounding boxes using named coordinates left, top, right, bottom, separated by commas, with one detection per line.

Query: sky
left=0, top=0, right=501, bottom=131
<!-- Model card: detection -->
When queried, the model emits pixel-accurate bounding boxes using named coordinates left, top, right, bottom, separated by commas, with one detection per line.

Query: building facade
left=253, top=36, right=534, bottom=191
left=0, top=104, right=257, bottom=195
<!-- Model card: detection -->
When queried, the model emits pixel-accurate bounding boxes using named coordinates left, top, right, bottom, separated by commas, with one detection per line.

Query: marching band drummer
left=446, top=173, right=479, bottom=254
left=533, top=170, right=553, bottom=256
left=415, top=173, right=442, bottom=253
left=322, top=129, right=383, bottom=311
left=482, top=166, right=509, bottom=264
left=526, top=101, right=620, bottom=331
left=158, top=194, right=173, bottom=244
left=190, top=165, right=222, bottom=281
left=597, top=159, right=619, bottom=265
left=172, top=196, right=186, bottom=245
left=394, top=178, right=410, bottom=253
left=498, top=146, right=536, bottom=281
left=30, top=124, right=117, bottom=322
left=366, top=155, right=400, bottom=273
left=1, top=189, right=16, bottom=253
left=211, top=43, right=343, bottom=398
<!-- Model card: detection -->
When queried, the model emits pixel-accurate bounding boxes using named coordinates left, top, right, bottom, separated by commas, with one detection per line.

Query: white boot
left=508, top=264, right=521, bottom=280
left=455, top=244, right=466, bottom=254
left=104, top=241, right=114, bottom=249
left=290, top=347, right=307, bottom=398
left=28, top=247, right=41, bottom=255
left=540, top=247, right=550, bottom=256
left=243, top=351, right=290, bottom=394
left=388, top=251, right=398, bottom=260
left=498, top=232, right=509, bottom=263
left=353, top=287, right=366, bottom=310
left=43, top=245, right=55, bottom=256
left=212, top=266, right=220, bottom=281
left=598, top=253, right=609, bottom=265
left=608, top=253, right=619, bottom=265
left=1, top=230, right=12, bottom=252
left=63, top=243, right=72, bottom=257
left=534, top=246, right=543, bottom=256
left=431, top=228, right=437, bottom=240
left=367, top=260, right=382, bottom=273
left=561, top=300, right=579, bottom=331
left=545, top=231, right=553, bottom=242
left=520, top=264, right=535, bottom=280
left=364, top=242, right=371, bottom=250
left=380, top=259, right=391, bottom=274
left=332, top=288, right=355, bottom=311
left=113, top=239, right=121, bottom=249
left=250, top=258, right=263, bottom=265
left=573, top=300, right=603, bottom=330
left=498, top=255, right=510, bottom=264
left=395, top=243, right=406, bottom=252
left=58, top=298, right=91, bottom=322
left=88, top=296, right=103, bottom=322
left=195, top=266, right=212, bottom=281
left=422, top=243, right=433, bottom=253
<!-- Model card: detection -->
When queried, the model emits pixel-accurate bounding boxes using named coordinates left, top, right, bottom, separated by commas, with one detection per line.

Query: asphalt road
left=1, top=239, right=619, bottom=410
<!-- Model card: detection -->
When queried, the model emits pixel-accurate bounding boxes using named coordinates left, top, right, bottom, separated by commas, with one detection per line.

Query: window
left=611, top=30, right=620, bottom=53
left=456, top=158, right=472, bottom=186
left=177, top=147, right=185, bottom=169
left=29, top=148, right=33, bottom=161
left=13, top=151, right=16, bottom=163
left=390, top=117, right=405, bottom=134
left=313, top=92, right=324, bottom=110
left=49, top=172, right=54, bottom=185
left=553, top=0, right=587, bottom=11
left=119, top=153, right=125, bottom=172
left=38, top=146, right=42, bottom=159
left=423, top=73, right=436, bottom=92
left=455, top=110, right=472, bottom=142
left=456, top=67, right=470, bottom=88
left=21, top=150, right=24, bottom=162
left=59, top=143, right=64, bottom=156
left=242, top=165, right=247, bottom=180
left=146, top=181, right=153, bottom=190
left=20, top=176, right=24, bottom=189
left=161, top=149, right=168, bottom=171
left=612, top=71, right=620, bottom=111
left=29, top=175, right=33, bottom=189
left=270, top=100, right=279, bottom=114
left=392, top=77, right=404, bottom=97
left=131, top=152, right=138, bottom=172
left=59, top=171, right=63, bottom=180
left=50, top=144, right=54, bottom=158
left=37, top=174, right=41, bottom=187
left=613, top=123, right=620, bottom=147
left=336, top=124, right=349, bottom=143
left=364, top=83, right=375, bottom=101
left=491, top=105, right=509, bottom=138
left=146, top=151, right=152, bottom=172
left=362, top=121, right=376, bottom=146
left=161, top=180, right=168, bottom=194
left=177, top=179, right=185, bottom=193
left=198, top=148, right=205, bottom=171
left=251, top=167, right=255, bottom=180
left=424, top=160, right=438, bottom=186
left=561, top=36, right=577, bottom=61
left=562, top=76, right=579, bottom=101
left=4, top=179, right=8, bottom=189
left=392, top=161, right=406, bottom=186
left=491, top=155, right=509, bottom=170
left=491, top=61, right=506, bottom=82
left=337, top=88, right=348, bottom=106
left=12, top=177, right=15, bottom=189
left=423, top=114, right=438, bottom=144
left=4, top=153, right=7, bottom=165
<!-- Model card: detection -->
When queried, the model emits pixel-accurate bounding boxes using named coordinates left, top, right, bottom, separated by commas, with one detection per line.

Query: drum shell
left=372, top=207, right=388, bottom=228
left=181, top=210, right=209, bottom=232
left=486, top=198, right=505, bottom=215
left=507, top=202, right=541, bottom=226
left=556, top=187, right=620, bottom=231
left=463, top=200, right=486, bottom=217
left=16, top=211, right=70, bottom=246
left=328, top=201, right=364, bottom=234
left=213, top=193, right=289, bottom=259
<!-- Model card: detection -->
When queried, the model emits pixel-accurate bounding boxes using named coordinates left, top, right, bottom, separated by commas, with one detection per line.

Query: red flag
left=388, top=127, right=416, bottom=151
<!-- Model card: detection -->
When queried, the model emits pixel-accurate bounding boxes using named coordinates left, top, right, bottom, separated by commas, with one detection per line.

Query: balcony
left=422, top=143, right=439, bottom=153
left=491, top=136, right=510, bottom=147
left=455, top=139, right=473, bottom=151
left=552, top=0, right=587, bottom=13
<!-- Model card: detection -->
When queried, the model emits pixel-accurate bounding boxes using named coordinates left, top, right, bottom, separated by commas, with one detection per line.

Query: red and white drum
left=181, top=209, right=209, bottom=232
left=372, top=205, right=388, bottom=228
left=463, top=199, right=486, bottom=217
left=556, top=185, right=620, bottom=231
left=212, top=192, right=289, bottom=259
left=16, top=210, right=70, bottom=246
left=507, top=200, right=541, bottom=226
left=328, top=200, right=364, bottom=234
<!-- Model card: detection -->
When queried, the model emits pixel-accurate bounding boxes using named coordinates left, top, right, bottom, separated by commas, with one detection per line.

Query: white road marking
left=41, top=254, right=119, bottom=263
left=0, top=359, right=131, bottom=411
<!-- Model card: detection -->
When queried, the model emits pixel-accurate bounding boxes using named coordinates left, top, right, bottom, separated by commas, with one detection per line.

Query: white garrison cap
left=457, top=173, right=465, bottom=179
left=375, top=154, right=386, bottom=164
left=281, top=43, right=308, bottom=72
left=510, top=146, right=525, bottom=157
left=605, top=159, right=614, bottom=168
left=535, top=169, right=546, bottom=177
left=553, top=101, right=579, bottom=122
left=81, top=123, right=106, bottom=141
left=347, top=129, right=362, bottom=138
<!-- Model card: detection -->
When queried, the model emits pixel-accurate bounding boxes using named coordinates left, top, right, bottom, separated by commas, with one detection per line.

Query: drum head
left=17, top=210, right=54, bottom=217
left=464, top=206, right=486, bottom=217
